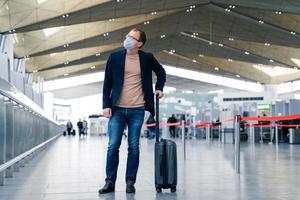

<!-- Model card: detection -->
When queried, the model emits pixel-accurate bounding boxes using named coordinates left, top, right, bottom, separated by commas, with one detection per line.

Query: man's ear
left=138, top=41, right=143, bottom=48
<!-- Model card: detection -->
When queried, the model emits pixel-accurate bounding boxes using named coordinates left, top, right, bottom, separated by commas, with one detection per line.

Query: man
left=77, top=119, right=83, bottom=136
left=99, top=28, right=166, bottom=194
left=66, top=120, right=73, bottom=135
left=146, top=114, right=156, bottom=139
left=167, top=114, right=178, bottom=138
left=82, top=118, right=88, bottom=135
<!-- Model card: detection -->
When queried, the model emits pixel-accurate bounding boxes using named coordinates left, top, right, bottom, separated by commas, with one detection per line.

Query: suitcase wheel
left=171, top=187, right=176, bottom=193
left=156, top=187, right=162, bottom=193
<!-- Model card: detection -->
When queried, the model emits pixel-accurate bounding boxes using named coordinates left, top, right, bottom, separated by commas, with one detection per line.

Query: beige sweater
left=115, top=53, right=145, bottom=108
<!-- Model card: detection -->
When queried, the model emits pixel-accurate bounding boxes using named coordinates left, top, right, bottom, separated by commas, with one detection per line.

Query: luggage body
left=155, top=139, right=177, bottom=192
left=63, top=131, right=66, bottom=136
left=154, top=95, right=177, bottom=193
left=72, top=129, right=76, bottom=136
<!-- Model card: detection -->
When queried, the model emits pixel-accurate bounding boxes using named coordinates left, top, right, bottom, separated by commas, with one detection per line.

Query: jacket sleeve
left=151, top=54, right=166, bottom=91
left=102, top=54, right=113, bottom=109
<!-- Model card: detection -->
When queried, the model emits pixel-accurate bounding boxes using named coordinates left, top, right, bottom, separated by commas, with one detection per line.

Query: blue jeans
left=105, top=107, right=145, bottom=185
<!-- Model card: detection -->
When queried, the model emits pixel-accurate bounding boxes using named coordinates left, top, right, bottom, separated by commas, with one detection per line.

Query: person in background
left=83, top=119, right=88, bottom=135
left=146, top=115, right=156, bottom=139
left=77, top=119, right=84, bottom=135
left=66, top=120, right=73, bottom=135
left=167, top=114, right=178, bottom=138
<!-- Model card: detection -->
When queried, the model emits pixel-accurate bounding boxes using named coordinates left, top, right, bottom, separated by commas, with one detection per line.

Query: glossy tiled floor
left=1, top=135, right=300, bottom=200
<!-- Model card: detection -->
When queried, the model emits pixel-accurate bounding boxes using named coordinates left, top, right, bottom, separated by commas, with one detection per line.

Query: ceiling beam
left=211, top=3, right=300, bottom=38
left=34, top=34, right=173, bottom=73
left=180, top=31, right=295, bottom=68
left=26, top=7, right=202, bottom=57
left=5, top=1, right=210, bottom=34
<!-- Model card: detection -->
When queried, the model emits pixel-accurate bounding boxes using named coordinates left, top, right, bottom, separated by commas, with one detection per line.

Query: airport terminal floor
left=1, top=135, right=300, bottom=200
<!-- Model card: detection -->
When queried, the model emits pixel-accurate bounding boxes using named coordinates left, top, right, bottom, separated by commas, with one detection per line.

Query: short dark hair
left=132, top=28, right=147, bottom=47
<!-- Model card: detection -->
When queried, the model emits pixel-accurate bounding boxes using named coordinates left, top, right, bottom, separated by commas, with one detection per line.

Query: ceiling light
left=33, top=70, right=38, bottom=73
left=214, top=67, right=219, bottom=71
left=63, top=44, right=69, bottom=48
left=269, top=59, right=274, bottom=63
left=228, top=37, right=234, bottom=41
left=144, top=21, right=150, bottom=25
left=103, top=33, right=109, bottom=36
left=259, top=20, right=264, bottom=24
left=228, top=59, right=233, bottom=62
left=160, top=34, right=166, bottom=38
left=109, top=18, right=115, bottom=22
left=275, top=11, right=282, bottom=15
left=151, top=12, right=157, bottom=15
left=236, top=74, right=240, bottom=77
left=192, top=59, right=197, bottom=63
left=24, top=55, right=29, bottom=61
left=209, top=41, right=213, bottom=45
left=290, top=31, right=296, bottom=35
left=50, top=53, right=57, bottom=57
left=218, top=43, right=223, bottom=47
left=62, top=14, right=69, bottom=18
left=187, top=5, right=195, bottom=12
left=225, top=8, right=231, bottom=12
left=169, top=49, right=175, bottom=55
left=229, top=5, right=236, bottom=9
left=244, top=51, right=250, bottom=55
left=64, top=61, right=69, bottom=65
left=64, top=74, right=69, bottom=76
left=264, top=43, right=270, bottom=46
left=96, top=53, right=101, bottom=56
left=91, top=66, right=96, bottom=69
left=199, top=54, right=204, bottom=57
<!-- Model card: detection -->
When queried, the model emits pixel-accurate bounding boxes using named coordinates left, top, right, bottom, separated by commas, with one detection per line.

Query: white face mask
left=123, top=36, right=137, bottom=49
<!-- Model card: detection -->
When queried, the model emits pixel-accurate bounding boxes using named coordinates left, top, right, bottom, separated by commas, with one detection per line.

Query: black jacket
left=77, top=121, right=83, bottom=129
left=102, top=49, right=166, bottom=116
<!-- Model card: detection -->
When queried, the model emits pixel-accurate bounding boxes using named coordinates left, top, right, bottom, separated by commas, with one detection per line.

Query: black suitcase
left=154, top=96, right=177, bottom=193
left=63, top=131, right=66, bottom=136
left=72, top=129, right=76, bottom=136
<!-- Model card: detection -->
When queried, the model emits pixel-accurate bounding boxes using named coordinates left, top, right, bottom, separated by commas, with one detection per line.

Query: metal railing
left=0, top=87, right=63, bottom=186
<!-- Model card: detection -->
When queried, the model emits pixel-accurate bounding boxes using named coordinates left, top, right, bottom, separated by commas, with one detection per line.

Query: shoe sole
left=98, top=189, right=115, bottom=194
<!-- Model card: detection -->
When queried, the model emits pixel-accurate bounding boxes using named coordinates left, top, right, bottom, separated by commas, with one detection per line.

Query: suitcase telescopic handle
left=155, top=94, right=159, bottom=143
